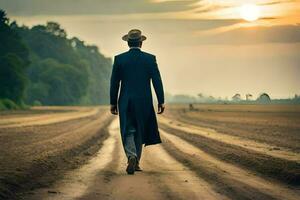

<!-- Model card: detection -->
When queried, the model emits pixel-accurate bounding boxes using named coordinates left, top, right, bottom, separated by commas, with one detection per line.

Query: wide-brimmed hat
left=122, top=29, right=147, bottom=42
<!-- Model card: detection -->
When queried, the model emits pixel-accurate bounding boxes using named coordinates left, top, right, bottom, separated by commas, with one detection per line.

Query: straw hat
left=122, top=29, right=147, bottom=42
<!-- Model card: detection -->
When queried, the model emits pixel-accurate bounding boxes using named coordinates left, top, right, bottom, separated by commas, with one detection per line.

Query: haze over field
left=1, top=0, right=300, bottom=98
left=1, top=2, right=300, bottom=198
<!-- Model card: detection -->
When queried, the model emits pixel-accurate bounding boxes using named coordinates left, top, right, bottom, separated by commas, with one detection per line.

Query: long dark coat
left=110, top=48, right=164, bottom=146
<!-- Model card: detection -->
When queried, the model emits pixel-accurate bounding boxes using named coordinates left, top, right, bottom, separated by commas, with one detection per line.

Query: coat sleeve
left=150, top=56, right=165, bottom=105
left=110, top=56, right=121, bottom=105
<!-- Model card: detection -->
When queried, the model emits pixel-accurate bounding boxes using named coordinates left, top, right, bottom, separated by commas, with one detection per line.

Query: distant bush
left=19, top=100, right=30, bottom=109
left=32, top=100, right=42, bottom=106
left=0, top=101, right=5, bottom=110
left=0, top=99, right=19, bottom=110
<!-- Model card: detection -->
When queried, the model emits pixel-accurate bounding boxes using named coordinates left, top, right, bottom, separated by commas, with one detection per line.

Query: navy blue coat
left=110, top=48, right=164, bottom=146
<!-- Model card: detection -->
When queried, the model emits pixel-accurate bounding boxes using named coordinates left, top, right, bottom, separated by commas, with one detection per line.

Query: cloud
left=259, top=0, right=296, bottom=6
left=194, top=5, right=232, bottom=14
left=0, top=0, right=198, bottom=15
left=197, top=24, right=300, bottom=44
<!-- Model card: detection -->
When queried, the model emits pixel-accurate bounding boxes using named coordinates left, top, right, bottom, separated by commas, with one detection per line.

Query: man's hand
left=110, top=105, right=118, bottom=115
left=157, top=104, right=165, bottom=114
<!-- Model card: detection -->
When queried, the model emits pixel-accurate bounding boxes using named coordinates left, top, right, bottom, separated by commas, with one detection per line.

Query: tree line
left=0, top=10, right=111, bottom=109
left=165, top=92, right=300, bottom=104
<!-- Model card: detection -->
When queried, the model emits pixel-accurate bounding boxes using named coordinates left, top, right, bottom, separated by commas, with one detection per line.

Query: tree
left=197, top=93, right=203, bottom=98
left=31, top=25, right=46, bottom=32
left=46, top=22, right=67, bottom=38
left=0, top=11, right=29, bottom=105
left=1, top=13, right=111, bottom=106
left=0, top=9, right=9, bottom=25
left=246, top=93, right=253, bottom=101
left=257, top=93, right=271, bottom=104
left=0, top=54, right=28, bottom=103
left=232, top=93, right=241, bottom=101
left=27, top=58, right=89, bottom=105
left=0, top=14, right=29, bottom=63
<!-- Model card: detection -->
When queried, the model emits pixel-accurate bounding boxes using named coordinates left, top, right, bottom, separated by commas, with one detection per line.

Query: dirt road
left=25, top=118, right=300, bottom=200
left=1, top=105, right=299, bottom=199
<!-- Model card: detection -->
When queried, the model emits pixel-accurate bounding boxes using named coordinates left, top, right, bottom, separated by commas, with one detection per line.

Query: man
left=110, top=29, right=165, bottom=175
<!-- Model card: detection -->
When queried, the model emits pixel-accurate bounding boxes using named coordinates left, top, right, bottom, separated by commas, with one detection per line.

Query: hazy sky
left=1, top=0, right=300, bottom=99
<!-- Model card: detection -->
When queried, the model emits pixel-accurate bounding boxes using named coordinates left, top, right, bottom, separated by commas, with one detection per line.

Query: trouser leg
left=124, top=127, right=137, bottom=159
left=123, top=103, right=138, bottom=159
left=134, top=132, right=143, bottom=162
left=123, top=102, right=144, bottom=163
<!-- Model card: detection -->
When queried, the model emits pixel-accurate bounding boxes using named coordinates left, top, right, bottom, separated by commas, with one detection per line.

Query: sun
left=239, top=4, right=260, bottom=22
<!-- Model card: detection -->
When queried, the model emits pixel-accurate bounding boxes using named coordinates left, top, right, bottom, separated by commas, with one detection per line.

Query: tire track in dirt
left=79, top=123, right=171, bottom=200
left=160, top=122, right=300, bottom=185
left=24, top=117, right=299, bottom=200
left=0, top=107, right=100, bottom=128
left=23, top=111, right=111, bottom=154
left=26, top=118, right=229, bottom=200
left=27, top=119, right=171, bottom=200
left=1, top=111, right=111, bottom=160
left=143, top=145, right=229, bottom=200
left=81, top=119, right=229, bottom=200
left=159, top=116, right=300, bottom=163
left=24, top=118, right=119, bottom=200
left=164, top=106, right=300, bottom=152
left=0, top=109, right=113, bottom=199
left=160, top=129, right=300, bottom=200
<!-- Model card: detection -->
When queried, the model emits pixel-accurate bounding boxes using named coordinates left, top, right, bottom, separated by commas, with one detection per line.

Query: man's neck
left=130, top=47, right=141, bottom=50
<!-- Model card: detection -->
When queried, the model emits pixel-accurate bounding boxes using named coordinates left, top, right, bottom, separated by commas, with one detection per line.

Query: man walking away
left=110, top=29, right=165, bottom=175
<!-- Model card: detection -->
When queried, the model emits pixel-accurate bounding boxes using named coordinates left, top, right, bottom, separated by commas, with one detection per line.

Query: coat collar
left=129, top=47, right=141, bottom=51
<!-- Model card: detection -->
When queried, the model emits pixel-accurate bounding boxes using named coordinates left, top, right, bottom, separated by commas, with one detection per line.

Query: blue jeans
left=124, top=103, right=143, bottom=162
